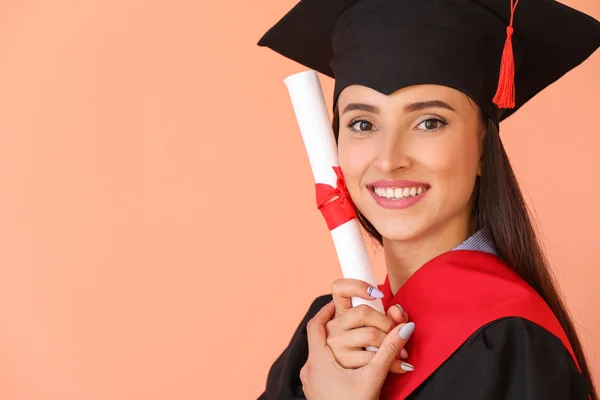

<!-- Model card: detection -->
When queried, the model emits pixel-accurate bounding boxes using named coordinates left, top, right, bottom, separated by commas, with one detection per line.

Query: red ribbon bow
left=315, top=166, right=357, bottom=231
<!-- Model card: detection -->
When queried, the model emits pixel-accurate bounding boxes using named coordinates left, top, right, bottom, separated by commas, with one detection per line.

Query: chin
left=379, top=228, right=424, bottom=243
left=369, top=217, right=429, bottom=243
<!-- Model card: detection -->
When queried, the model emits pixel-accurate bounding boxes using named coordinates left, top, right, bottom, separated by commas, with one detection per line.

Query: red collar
left=376, top=250, right=578, bottom=399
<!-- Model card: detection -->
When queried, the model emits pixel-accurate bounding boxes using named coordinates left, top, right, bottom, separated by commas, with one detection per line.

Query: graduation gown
left=257, top=250, right=590, bottom=399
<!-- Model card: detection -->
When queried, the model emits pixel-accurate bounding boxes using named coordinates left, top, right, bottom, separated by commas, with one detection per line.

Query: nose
left=371, top=130, right=413, bottom=173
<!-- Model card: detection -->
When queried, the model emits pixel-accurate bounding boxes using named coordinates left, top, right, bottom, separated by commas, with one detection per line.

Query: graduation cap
left=257, top=0, right=600, bottom=124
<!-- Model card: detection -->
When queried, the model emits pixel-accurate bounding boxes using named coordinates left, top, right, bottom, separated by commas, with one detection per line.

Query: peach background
left=0, top=0, right=598, bottom=399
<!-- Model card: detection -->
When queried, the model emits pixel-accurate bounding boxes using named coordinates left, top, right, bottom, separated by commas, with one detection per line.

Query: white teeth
left=373, top=186, right=427, bottom=200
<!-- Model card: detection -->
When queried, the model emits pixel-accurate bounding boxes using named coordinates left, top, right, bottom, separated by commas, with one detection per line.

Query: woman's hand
left=300, top=301, right=414, bottom=400
left=327, top=278, right=414, bottom=374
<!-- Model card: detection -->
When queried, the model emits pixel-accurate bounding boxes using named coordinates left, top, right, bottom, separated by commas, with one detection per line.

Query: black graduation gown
left=257, top=294, right=590, bottom=400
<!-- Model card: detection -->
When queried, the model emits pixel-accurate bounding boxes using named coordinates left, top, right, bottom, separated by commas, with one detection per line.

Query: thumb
left=368, top=322, right=415, bottom=374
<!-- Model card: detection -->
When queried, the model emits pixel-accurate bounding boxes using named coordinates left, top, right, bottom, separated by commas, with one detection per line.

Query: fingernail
left=395, top=304, right=404, bottom=316
left=400, top=348, right=409, bottom=359
left=399, top=322, right=415, bottom=340
left=400, top=362, right=415, bottom=372
left=367, top=286, right=384, bottom=299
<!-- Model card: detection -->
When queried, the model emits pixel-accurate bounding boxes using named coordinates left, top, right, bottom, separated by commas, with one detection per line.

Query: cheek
left=337, top=137, right=373, bottom=191
left=422, top=138, right=479, bottom=200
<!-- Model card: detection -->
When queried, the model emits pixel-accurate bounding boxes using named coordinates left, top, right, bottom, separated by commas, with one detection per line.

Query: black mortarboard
left=257, top=0, right=599, bottom=124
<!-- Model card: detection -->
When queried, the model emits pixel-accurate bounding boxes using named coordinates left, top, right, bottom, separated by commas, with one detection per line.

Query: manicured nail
left=395, top=304, right=404, bottom=317
left=400, top=348, right=409, bottom=359
left=400, top=362, right=415, bottom=372
left=399, top=322, right=415, bottom=340
left=367, top=286, right=384, bottom=299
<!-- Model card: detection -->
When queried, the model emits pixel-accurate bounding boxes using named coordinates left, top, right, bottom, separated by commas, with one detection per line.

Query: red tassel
left=492, top=0, right=520, bottom=109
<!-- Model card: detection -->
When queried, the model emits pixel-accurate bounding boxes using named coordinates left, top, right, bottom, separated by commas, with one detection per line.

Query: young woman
left=256, top=0, right=600, bottom=398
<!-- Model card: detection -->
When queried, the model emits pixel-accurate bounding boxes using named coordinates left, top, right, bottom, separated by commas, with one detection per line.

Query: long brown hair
left=332, top=105, right=597, bottom=398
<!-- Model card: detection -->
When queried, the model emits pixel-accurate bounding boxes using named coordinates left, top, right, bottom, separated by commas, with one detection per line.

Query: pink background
left=0, top=0, right=598, bottom=398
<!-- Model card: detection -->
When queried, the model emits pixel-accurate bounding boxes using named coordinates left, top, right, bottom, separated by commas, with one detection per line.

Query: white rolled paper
left=284, top=70, right=385, bottom=319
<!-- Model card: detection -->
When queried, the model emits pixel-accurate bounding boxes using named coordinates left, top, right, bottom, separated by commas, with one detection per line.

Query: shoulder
left=465, top=317, right=582, bottom=371
left=286, top=294, right=333, bottom=338
left=464, top=317, right=584, bottom=380
left=285, top=294, right=333, bottom=334
left=305, top=294, right=333, bottom=318
left=472, top=316, right=570, bottom=350
left=409, top=317, right=590, bottom=399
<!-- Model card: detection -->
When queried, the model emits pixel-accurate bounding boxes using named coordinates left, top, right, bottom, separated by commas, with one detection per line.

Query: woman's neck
left=383, top=217, right=476, bottom=295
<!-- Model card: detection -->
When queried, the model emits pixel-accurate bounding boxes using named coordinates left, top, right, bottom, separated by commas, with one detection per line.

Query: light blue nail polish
left=399, top=322, right=415, bottom=340
left=400, top=362, right=415, bottom=372
left=367, top=286, right=384, bottom=299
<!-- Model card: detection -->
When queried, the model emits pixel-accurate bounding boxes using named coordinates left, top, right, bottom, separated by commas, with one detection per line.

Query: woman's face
left=337, top=84, right=484, bottom=243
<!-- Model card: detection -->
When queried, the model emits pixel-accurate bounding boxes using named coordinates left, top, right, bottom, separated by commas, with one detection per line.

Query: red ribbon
left=315, top=166, right=357, bottom=230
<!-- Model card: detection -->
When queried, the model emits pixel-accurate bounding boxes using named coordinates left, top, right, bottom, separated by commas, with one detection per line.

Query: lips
left=367, top=179, right=430, bottom=189
left=366, top=179, right=431, bottom=209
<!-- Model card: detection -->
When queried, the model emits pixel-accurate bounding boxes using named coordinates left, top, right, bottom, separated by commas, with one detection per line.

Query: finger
left=389, top=359, right=415, bottom=374
left=386, top=304, right=409, bottom=326
left=331, top=278, right=385, bottom=316
left=333, top=352, right=409, bottom=373
left=368, top=322, right=416, bottom=374
left=331, top=326, right=388, bottom=349
left=400, top=348, right=409, bottom=360
left=332, top=349, right=376, bottom=369
left=336, top=304, right=396, bottom=334
left=386, top=306, right=410, bottom=360
left=306, top=301, right=337, bottom=356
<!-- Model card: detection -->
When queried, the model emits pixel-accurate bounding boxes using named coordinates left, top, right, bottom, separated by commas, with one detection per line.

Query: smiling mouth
left=370, top=185, right=430, bottom=200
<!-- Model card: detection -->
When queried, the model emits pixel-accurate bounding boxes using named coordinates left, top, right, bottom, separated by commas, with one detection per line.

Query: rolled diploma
left=283, top=70, right=385, bottom=323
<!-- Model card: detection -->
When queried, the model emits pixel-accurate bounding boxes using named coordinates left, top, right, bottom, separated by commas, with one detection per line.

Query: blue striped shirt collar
left=452, top=228, right=498, bottom=256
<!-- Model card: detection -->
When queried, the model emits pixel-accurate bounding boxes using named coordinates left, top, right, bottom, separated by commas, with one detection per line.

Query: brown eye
left=425, top=120, right=439, bottom=129
left=359, top=121, right=372, bottom=131
left=416, top=118, right=447, bottom=131
left=349, top=119, right=373, bottom=133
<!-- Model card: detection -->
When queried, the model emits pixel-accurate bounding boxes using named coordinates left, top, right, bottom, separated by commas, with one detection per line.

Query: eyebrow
left=341, top=100, right=456, bottom=115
